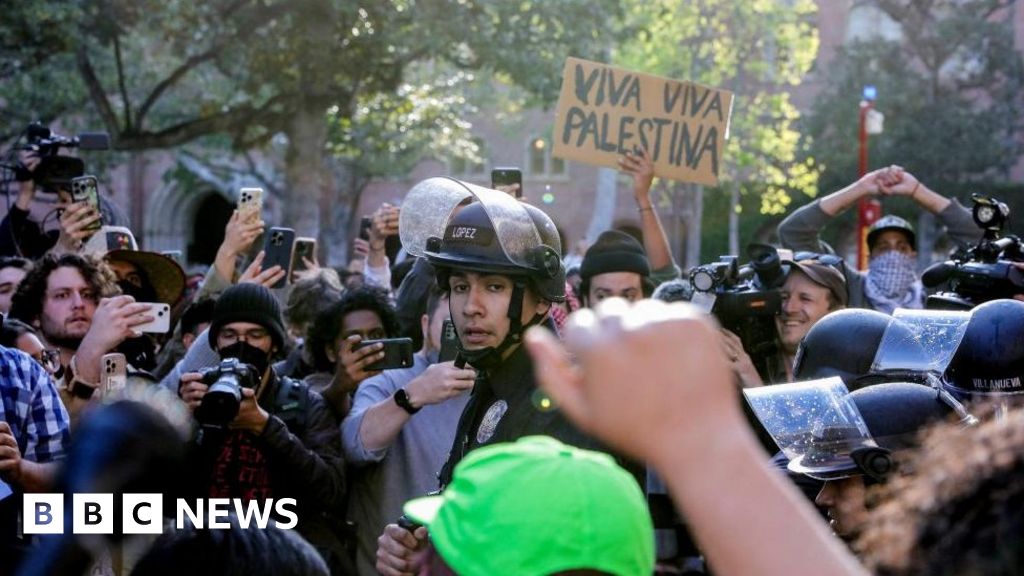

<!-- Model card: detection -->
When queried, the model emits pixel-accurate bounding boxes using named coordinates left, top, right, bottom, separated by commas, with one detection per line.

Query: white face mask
left=867, top=251, right=918, bottom=298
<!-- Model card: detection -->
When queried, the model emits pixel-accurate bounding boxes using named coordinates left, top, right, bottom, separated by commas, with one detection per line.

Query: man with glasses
left=176, top=282, right=349, bottom=574
left=0, top=338, right=70, bottom=573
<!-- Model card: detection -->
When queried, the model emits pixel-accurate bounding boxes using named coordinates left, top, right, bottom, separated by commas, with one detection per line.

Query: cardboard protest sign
left=552, top=57, right=734, bottom=186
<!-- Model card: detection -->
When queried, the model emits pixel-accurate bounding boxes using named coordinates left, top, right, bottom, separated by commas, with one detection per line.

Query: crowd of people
left=1, top=140, right=1023, bottom=576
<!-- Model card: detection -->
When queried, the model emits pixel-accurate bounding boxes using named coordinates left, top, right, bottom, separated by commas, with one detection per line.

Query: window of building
left=527, top=137, right=566, bottom=177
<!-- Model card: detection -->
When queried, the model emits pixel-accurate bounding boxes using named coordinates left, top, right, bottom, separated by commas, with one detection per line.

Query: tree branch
left=76, top=47, right=121, bottom=135
left=113, top=33, right=133, bottom=131
left=136, top=45, right=222, bottom=128
left=113, top=94, right=289, bottom=150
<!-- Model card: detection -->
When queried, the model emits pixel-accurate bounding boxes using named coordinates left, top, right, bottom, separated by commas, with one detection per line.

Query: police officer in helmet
left=375, top=179, right=603, bottom=575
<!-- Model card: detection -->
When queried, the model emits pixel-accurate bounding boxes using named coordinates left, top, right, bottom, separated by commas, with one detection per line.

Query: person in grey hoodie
left=778, top=165, right=979, bottom=314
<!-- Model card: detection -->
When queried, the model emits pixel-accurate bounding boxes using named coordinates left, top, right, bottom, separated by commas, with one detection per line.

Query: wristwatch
left=68, top=379, right=98, bottom=400
left=393, top=388, right=421, bottom=415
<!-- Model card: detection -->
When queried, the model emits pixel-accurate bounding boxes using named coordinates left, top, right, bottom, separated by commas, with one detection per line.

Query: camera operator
left=725, top=258, right=848, bottom=386
left=778, top=166, right=978, bottom=314
left=0, top=151, right=129, bottom=259
left=176, top=283, right=348, bottom=574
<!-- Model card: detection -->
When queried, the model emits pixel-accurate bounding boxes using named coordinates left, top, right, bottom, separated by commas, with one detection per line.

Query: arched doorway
left=188, top=193, right=234, bottom=265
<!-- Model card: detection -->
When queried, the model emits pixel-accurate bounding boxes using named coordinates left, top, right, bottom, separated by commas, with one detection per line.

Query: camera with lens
left=923, top=194, right=1024, bottom=310
left=195, top=358, right=260, bottom=427
left=13, top=122, right=110, bottom=189
left=690, top=243, right=787, bottom=380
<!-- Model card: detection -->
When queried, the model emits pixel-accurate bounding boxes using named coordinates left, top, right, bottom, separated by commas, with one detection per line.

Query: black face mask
left=218, top=341, right=272, bottom=377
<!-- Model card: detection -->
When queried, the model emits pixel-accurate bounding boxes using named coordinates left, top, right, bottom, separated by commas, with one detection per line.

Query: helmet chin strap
left=456, top=281, right=546, bottom=371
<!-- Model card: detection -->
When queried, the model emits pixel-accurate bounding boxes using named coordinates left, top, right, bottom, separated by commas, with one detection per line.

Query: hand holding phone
left=101, top=353, right=127, bottom=395
left=70, top=175, right=103, bottom=233
left=356, top=337, right=415, bottom=371
left=262, top=227, right=296, bottom=289
left=290, top=237, right=318, bottom=282
left=491, top=167, right=523, bottom=199
left=359, top=216, right=372, bottom=242
left=238, top=187, right=264, bottom=224
left=134, top=303, right=172, bottom=334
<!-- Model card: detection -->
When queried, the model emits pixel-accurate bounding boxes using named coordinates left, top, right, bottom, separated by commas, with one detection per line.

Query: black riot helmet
left=944, top=299, right=1024, bottom=400
left=796, top=382, right=971, bottom=483
left=747, top=379, right=973, bottom=484
left=400, top=178, right=564, bottom=367
left=793, top=308, right=898, bottom=388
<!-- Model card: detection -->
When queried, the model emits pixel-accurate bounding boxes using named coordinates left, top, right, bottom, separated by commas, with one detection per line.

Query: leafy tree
left=803, top=0, right=1024, bottom=225
left=613, top=0, right=820, bottom=265
left=1, top=0, right=620, bottom=259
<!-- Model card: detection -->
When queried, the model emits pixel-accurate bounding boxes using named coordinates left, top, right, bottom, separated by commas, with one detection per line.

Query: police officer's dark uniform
left=399, top=179, right=600, bottom=487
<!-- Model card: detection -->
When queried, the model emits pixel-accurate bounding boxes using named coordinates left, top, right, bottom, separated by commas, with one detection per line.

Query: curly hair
left=857, top=401, right=1024, bottom=575
left=8, top=252, right=119, bottom=325
left=306, top=285, right=399, bottom=372
left=285, top=268, right=343, bottom=333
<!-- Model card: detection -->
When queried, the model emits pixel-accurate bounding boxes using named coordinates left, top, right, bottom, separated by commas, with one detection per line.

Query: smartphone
left=438, top=319, right=460, bottom=363
left=262, top=227, right=296, bottom=289
left=101, top=353, right=127, bottom=395
left=135, top=302, right=172, bottom=333
left=491, top=167, right=523, bottom=199
left=290, top=237, right=317, bottom=282
left=357, top=337, right=415, bottom=371
left=238, top=187, right=264, bottom=224
left=161, top=250, right=184, bottom=267
left=359, top=216, right=372, bottom=242
left=70, top=175, right=103, bottom=232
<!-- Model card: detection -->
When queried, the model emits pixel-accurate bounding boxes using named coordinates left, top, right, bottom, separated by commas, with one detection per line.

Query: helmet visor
left=399, top=177, right=542, bottom=269
left=870, top=309, right=970, bottom=376
left=743, top=378, right=877, bottom=480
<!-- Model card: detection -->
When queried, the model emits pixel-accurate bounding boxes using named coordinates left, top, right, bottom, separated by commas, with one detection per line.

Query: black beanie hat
left=580, top=230, right=651, bottom=281
left=207, top=283, right=287, bottom=350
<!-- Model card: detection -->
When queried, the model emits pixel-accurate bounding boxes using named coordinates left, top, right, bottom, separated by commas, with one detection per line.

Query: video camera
left=923, top=194, right=1024, bottom=310
left=690, top=243, right=787, bottom=380
left=195, top=358, right=261, bottom=427
left=10, top=122, right=110, bottom=189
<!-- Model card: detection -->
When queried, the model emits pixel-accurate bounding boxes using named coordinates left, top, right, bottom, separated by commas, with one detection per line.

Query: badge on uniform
left=476, top=400, right=508, bottom=444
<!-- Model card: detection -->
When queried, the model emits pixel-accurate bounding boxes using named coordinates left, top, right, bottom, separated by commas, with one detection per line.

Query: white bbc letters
left=23, top=493, right=63, bottom=534
left=122, top=494, right=163, bottom=534
left=73, top=493, right=114, bottom=534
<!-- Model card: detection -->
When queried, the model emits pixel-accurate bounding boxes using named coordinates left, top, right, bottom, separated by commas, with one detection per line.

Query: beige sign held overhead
left=552, top=57, right=734, bottom=186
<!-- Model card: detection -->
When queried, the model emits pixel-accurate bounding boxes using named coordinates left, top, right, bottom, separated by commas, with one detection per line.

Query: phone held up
left=101, top=353, right=127, bottom=396
left=238, top=187, right=264, bottom=224
left=134, top=303, right=172, bottom=334
left=290, top=237, right=318, bottom=282
left=357, top=337, right=415, bottom=371
left=262, top=227, right=296, bottom=289
left=359, top=216, right=372, bottom=242
left=70, top=175, right=103, bottom=233
left=491, top=167, right=523, bottom=199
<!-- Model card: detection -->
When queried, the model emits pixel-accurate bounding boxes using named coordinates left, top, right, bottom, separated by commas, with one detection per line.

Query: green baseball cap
left=403, top=436, right=654, bottom=576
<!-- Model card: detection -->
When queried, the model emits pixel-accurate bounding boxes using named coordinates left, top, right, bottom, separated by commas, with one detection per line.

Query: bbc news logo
left=22, top=494, right=298, bottom=534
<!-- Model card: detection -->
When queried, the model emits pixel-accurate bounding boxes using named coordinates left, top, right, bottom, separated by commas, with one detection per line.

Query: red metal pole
left=856, top=100, right=880, bottom=270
